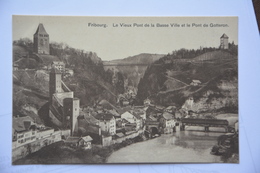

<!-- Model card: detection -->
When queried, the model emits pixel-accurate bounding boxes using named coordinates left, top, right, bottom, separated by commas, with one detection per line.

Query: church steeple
left=33, top=23, right=50, bottom=54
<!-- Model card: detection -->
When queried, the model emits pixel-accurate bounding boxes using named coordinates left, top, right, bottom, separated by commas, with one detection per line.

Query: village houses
left=159, top=112, right=176, bottom=134
left=190, top=80, right=201, bottom=86
left=121, top=111, right=142, bottom=130
left=64, top=135, right=93, bottom=149
left=95, top=113, right=116, bottom=135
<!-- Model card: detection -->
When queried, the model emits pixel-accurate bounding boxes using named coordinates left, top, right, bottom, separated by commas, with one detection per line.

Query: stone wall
left=113, top=129, right=143, bottom=144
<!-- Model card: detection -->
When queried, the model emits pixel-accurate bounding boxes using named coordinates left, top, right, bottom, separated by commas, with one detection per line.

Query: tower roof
left=220, top=33, right=229, bottom=38
left=34, top=23, right=48, bottom=35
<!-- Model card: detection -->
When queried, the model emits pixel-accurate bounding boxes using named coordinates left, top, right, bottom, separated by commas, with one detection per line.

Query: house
left=121, top=111, right=142, bottom=130
left=133, top=106, right=146, bottom=120
left=64, top=135, right=93, bottom=149
left=117, top=118, right=130, bottom=128
left=190, top=80, right=201, bottom=86
left=65, top=69, right=74, bottom=76
left=12, top=116, right=57, bottom=149
left=80, top=136, right=93, bottom=149
left=13, top=116, right=36, bottom=142
left=164, top=106, right=176, bottom=114
left=95, top=113, right=116, bottom=135
left=144, top=98, right=151, bottom=106
left=159, top=112, right=176, bottom=134
left=51, top=61, right=65, bottom=72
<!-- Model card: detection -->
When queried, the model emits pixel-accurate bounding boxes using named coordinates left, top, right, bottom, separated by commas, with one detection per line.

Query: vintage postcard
left=12, top=16, right=238, bottom=164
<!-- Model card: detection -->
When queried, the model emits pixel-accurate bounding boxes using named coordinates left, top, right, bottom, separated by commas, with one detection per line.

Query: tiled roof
left=121, top=118, right=130, bottom=124
left=84, top=114, right=99, bottom=124
left=52, top=61, right=65, bottom=65
left=162, top=112, right=174, bottom=120
left=81, top=136, right=93, bottom=142
left=95, top=113, right=114, bottom=121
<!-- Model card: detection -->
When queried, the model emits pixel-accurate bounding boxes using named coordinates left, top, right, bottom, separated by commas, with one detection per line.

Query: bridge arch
left=150, top=127, right=159, bottom=135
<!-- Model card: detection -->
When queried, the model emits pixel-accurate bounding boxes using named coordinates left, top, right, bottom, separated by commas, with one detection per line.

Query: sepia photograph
left=12, top=16, right=238, bottom=164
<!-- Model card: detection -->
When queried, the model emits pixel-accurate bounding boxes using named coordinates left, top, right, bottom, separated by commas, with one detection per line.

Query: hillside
left=136, top=50, right=238, bottom=114
left=103, top=53, right=165, bottom=90
left=13, top=41, right=123, bottom=124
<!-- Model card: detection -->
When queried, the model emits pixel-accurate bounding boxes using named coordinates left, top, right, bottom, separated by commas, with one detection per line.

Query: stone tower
left=34, top=23, right=50, bottom=54
left=49, top=68, right=62, bottom=101
left=220, top=33, right=229, bottom=49
left=63, top=98, right=80, bottom=136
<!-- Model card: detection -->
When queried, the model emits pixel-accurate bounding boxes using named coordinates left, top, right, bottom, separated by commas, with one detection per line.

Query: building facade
left=49, top=67, right=79, bottom=135
left=95, top=113, right=116, bottom=135
left=51, top=61, right=65, bottom=72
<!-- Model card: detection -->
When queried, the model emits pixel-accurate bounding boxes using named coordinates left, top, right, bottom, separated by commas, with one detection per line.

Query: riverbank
left=107, top=129, right=224, bottom=163
left=13, top=135, right=145, bottom=164
left=13, top=125, right=237, bottom=164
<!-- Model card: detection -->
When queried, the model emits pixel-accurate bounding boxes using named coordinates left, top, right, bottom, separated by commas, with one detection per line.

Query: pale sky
left=13, top=16, right=238, bottom=61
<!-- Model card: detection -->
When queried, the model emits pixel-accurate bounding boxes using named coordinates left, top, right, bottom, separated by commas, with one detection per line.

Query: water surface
left=107, top=127, right=223, bottom=163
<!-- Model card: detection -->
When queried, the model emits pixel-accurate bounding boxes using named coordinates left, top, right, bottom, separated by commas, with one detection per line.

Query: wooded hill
left=13, top=39, right=125, bottom=123
left=136, top=47, right=238, bottom=113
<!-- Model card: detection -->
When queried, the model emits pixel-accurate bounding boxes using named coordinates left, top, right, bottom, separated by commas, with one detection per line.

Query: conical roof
left=34, top=23, right=48, bottom=35
left=220, top=33, right=228, bottom=38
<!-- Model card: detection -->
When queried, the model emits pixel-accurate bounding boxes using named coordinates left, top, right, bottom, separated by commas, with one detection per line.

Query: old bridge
left=180, top=118, right=231, bottom=132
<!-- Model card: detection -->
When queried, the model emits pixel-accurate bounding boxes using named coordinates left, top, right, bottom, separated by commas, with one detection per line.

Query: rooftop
left=192, top=80, right=201, bottom=83
left=81, top=135, right=93, bottom=142
left=34, top=23, right=48, bottom=35
left=162, top=112, right=174, bottom=120
left=95, top=113, right=114, bottom=121
left=52, top=61, right=65, bottom=65
left=220, top=33, right=229, bottom=38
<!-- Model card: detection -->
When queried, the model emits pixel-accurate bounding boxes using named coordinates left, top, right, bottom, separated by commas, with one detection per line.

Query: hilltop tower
left=33, top=23, right=50, bottom=54
left=220, top=33, right=229, bottom=49
left=49, top=68, right=62, bottom=101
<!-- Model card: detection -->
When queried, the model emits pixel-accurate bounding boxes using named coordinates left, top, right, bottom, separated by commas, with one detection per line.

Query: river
left=107, top=126, right=224, bottom=163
